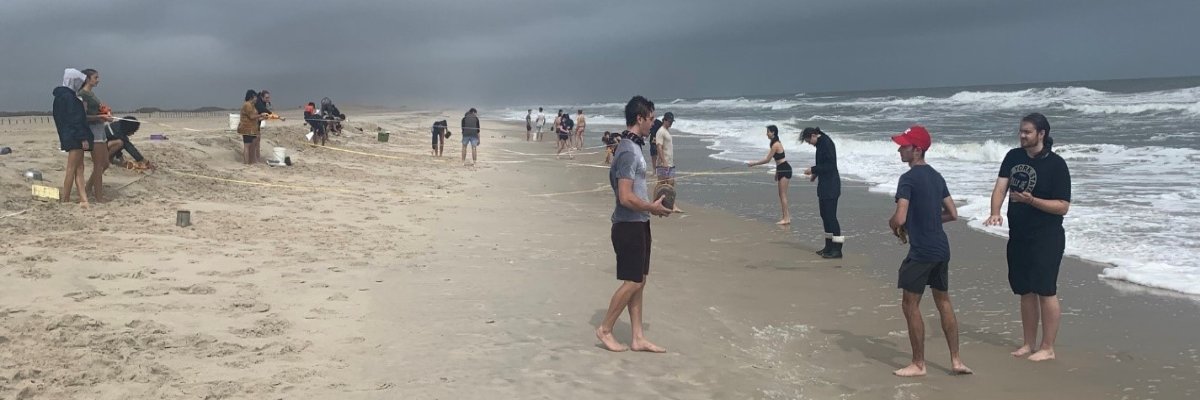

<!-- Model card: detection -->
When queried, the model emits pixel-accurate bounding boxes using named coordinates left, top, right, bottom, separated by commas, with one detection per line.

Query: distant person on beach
left=431, top=119, right=450, bottom=157
left=256, top=90, right=283, bottom=121
left=553, top=109, right=563, bottom=143
left=888, top=125, right=973, bottom=377
left=304, top=102, right=329, bottom=146
left=595, top=95, right=671, bottom=353
left=556, top=112, right=574, bottom=159
left=79, top=68, right=114, bottom=202
left=238, top=90, right=270, bottom=165
left=655, top=112, right=681, bottom=212
left=535, top=107, right=546, bottom=141
left=745, top=125, right=791, bottom=225
left=648, top=118, right=663, bottom=170
left=461, top=108, right=481, bottom=165
left=574, top=109, right=587, bottom=150
left=526, top=109, right=533, bottom=141
left=984, top=113, right=1071, bottom=362
left=802, top=127, right=844, bottom=258
left=602, top=131, right=616, bottom=165
left=52, top=68, right=92, bottom=207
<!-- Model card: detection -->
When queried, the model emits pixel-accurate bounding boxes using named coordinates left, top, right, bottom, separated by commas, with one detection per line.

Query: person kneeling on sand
left=106, top=116, right=152, bottom=170
left=888, top=125, right=972, bottom=377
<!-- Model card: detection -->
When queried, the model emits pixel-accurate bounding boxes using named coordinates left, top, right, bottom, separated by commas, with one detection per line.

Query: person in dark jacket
left=431, top=119, right=450, bottom=157
left=802, top=127, right=844, bottom=258
left=460, top=108, right=481, bottom=165
left=52, top=68, right=92, bottom=207
left=105, top=116, right=147, bottom=167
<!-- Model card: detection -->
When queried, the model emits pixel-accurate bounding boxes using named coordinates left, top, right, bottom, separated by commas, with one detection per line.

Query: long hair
left=244, top=90, right=257, bottom=102
left=767, top=125, right=780, bottom=145
left=1021, top=113, right=1052, bottom=157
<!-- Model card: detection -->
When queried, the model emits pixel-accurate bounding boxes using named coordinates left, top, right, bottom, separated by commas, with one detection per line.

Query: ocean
left=504, top=76, right=1200, bottom=296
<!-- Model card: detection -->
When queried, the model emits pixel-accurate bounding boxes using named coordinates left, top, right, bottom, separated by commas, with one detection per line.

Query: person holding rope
left=304, top=102, right=329, bottom=146
left=237, top=90, right=270, bottom=165
left=745, top=125, right=792, bottom=225
left=654, top=112, right=682, bottom=212
left=556, top=112, right=573, bottom=159
left=79, top=68, right=115, bottom=202
left=984, top=113, right=1071, bottom=362
left=105, top=116, right=150, bottom=170
left=888, top=125, right=972, bottom=377
left=52, top=68, right=92, bottom=207
left=802, top=127, right=844, bottom=258
left=595, top=95, right=671, bottom=353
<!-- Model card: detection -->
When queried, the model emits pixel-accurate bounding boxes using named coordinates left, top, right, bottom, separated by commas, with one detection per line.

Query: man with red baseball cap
left=887, top=125, right=972, bottom=377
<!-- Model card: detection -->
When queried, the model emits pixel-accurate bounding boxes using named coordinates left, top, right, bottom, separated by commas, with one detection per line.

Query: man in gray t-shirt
left=595, top=96, right=672, bottom=354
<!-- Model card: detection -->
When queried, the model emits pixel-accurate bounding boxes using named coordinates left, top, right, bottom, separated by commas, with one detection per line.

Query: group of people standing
left=596, top=95, right=1072, bottom=378
left=51, top=68, right=145, bottom=207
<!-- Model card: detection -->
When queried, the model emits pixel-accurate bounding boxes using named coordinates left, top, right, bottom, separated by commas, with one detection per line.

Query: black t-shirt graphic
left=999, top=148, right=1072, bottom=234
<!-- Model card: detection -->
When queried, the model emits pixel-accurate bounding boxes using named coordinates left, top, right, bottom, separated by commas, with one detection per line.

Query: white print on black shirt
left=1009, top=164, right=1038, bottom=194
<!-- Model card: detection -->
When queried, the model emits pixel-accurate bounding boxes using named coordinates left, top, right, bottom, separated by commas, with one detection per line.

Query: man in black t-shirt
left=984, top=113, right=1071, bottom=363
left=888, top=125, right=972, bottom=377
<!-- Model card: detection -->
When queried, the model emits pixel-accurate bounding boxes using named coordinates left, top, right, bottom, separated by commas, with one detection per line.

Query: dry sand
left=1, top=113, right=1196, bottom=399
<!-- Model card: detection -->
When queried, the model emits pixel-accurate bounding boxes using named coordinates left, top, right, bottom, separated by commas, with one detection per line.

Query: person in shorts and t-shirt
left=985, top=113, right=1071, bottom=362
left=888, top=125, right=972, bottom=377
left=461, top=108, right=481, bottom=166
left=594, top=96, right=672, bottom=354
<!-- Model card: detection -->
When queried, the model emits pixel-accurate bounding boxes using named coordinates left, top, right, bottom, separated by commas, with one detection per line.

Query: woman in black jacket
left=802, top=127, right=844, bottom=258
left=52, top=68, right=92, bottom=207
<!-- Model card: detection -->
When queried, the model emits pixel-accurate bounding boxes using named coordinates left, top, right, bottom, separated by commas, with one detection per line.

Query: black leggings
left=819, top=197, right=841, bottom=236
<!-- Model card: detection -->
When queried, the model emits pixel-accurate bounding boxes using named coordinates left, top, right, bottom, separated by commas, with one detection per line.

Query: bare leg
left=1028, top=295, right=1060, bottom=361
left=776, top=177, right=791, bottom=225
left=244, top=143, right=253, bottom=164
left=596, top=281, right=642, bottom=352
left=62, top=150, right=88, bottom=206
left=86, top=144, right=110, bottom=202
left=895, top=290, right=927, bottom=377
left=1012, top=293, right=1039, bottom=357
left=461, top=144, right=467, bottom=164
left=629, top=276, right=666, bottom=353
left=253, top=136, right=262, bottom=164
left=471, top=145, right=477, bottom=164
left=932, top=290, right=972, bottom=374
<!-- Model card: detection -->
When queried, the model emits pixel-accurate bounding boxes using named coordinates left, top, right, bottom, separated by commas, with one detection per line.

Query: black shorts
left=612, top=221, right=651, bottom=283
left=649, top=145, right=658, bottom=157
left=1007, top=227, right=1065, bottom=296
left=898, top=258, right=949, bottom=294
left=775, top=161, right=793, bottom=181
left=60, top=137, right=92, bottom=152
left=242, top=135, right=257, bottom=144
left=558, top=133, right=569, bottom=141
left=431, top=133, right=442, bottom=149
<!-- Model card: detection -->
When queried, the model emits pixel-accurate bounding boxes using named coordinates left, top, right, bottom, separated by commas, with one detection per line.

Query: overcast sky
left=2, top=0, right=1198, bottom=111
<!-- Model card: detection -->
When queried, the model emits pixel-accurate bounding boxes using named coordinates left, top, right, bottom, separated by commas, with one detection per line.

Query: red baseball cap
left=892, top=125, right=932, bottom=151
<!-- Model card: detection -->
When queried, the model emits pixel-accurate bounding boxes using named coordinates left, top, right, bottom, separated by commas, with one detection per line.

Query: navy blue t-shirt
left=895, top=165, right=952, bottom=262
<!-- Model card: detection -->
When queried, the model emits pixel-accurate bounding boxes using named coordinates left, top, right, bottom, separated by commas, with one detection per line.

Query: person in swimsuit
left=745, top=125, right=792, bottom=225
left=575, top=109, right=587, bottom=150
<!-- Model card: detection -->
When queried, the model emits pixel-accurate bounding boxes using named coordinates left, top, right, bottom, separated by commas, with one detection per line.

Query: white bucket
left=228, top=113, right=238, bottom=130
left=272, top=147, right=287, bottom=163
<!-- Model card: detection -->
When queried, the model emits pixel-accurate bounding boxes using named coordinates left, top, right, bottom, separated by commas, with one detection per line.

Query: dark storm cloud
left=2, top=0, right=1198, bottom=111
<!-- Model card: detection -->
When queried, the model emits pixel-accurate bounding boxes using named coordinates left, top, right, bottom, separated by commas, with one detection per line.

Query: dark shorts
left=1007, top=227, right=1065, bottom=296
left=649, top=145, right=658, bottom=157
left=60, top=137, right=92, bottom=152
left=242, top=135, right=257, bottom=144
left=432, top=133, right=442, bottom=149
left=898, top=258, right=949, bottom=294
left=558, top=133, right=569, bottom=141
left=612, top=221, right=651, bottom=283
left=775, top=161, right=793, bottom=181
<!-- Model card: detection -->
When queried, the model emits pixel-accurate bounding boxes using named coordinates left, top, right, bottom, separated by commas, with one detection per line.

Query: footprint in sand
left=230, top=315, right=291, bottom=338
left=327, top=293, right=349, bottom=301
left=63, top=290, right=106, bottom=302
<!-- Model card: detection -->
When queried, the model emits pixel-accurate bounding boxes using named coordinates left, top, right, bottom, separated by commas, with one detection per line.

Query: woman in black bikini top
left=745, top=125, right=793, bottom=225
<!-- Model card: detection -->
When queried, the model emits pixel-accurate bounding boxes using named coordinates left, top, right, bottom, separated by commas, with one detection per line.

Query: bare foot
left=631, top=338, right=666, bottom=353
left=79, top=201, right=90, bottom=209
left=595, top=328, right=628, bottom=352
left=1028, top=349, right=1055, bottom=362
left=672, top=207, right=685, bottom=213
left=951, top=359, right=974, bottom=375
left=1011, top=345, right=1033, bottom=357
left=776, top=219, right=791, bottom=225
left=893, top=363, right=926, bottom=377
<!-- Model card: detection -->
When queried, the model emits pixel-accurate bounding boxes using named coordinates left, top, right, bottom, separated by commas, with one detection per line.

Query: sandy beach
left=2, top=113, right=1198, bottom=399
